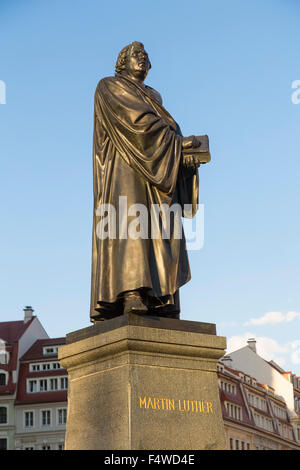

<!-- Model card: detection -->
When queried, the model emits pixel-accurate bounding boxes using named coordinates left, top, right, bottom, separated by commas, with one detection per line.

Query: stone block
left=58, top=314, right=227, bottom=450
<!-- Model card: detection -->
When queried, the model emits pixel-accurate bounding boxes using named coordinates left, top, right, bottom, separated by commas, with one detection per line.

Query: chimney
left=23, top=306, right=34, bottom=323
left=247, top=338, right=257, bottom=353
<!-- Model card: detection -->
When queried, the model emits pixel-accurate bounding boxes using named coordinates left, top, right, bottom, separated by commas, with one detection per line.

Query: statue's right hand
left=183, top=155, right=201, bottom=170
left=183, top=154, right=195, bottom=167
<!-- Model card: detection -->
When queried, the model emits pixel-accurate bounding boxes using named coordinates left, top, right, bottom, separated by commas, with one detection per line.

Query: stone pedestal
left=58, top=314, right=227, bottom=450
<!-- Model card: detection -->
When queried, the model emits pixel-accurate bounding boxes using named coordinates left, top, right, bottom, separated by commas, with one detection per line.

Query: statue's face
left=125, top=45, right=150, bottom=82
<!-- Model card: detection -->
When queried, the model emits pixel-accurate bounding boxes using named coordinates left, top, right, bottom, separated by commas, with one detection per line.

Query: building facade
left=218, top=338, right=300, bottom=450
left=0, top=308, right=67, bottom=450
left=0, top=307, right=49, bottom=450
left=14, top=337, right=67, bottom=450
left=291, top=373, right=300, bottom=443
left=1, top=311, right=300, bottom=451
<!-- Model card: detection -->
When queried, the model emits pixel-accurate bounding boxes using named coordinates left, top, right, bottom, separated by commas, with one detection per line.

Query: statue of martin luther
left=90, top=41, right=210, bottom=323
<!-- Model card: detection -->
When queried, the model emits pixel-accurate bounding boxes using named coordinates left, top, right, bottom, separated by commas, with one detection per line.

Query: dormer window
left=0, top=351, right=8, bottom=365
left=0, top=373, right=7, bottom=386
left=43, top=346, right=58, bottom=356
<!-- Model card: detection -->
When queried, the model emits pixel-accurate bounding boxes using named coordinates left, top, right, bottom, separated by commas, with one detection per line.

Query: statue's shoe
left=123, top=292, right=148, bottom=315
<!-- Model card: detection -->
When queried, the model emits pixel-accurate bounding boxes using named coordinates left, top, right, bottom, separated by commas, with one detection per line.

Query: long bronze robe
left=90, top=73, right=199, bottom=320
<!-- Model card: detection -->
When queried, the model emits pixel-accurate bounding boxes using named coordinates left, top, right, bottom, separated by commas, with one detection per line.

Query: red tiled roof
left=20, top=338, right=66, bottom=361
left=0, top=318, right=35, bottom=343
left=221, top=364, right=243, bottom=377
left=0, top=319, right=35, bottom=396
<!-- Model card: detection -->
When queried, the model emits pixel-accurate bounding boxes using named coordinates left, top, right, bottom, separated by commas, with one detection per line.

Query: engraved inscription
left=139, top=396, right=214, bottom=414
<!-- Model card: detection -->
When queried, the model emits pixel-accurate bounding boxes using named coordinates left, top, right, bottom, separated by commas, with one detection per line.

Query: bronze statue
left=90, top=42, right=210, bottom=322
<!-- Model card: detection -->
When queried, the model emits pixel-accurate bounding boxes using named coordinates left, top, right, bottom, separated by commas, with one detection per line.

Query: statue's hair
left=115, top=41, right=151, bottom=74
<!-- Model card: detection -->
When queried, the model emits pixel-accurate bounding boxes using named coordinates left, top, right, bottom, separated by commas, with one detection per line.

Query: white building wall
left=15, top=402, right=67, bottom=433
left=18, top=318, right=49, bottom=360
left=224, top=346, right=295, bottom=414
left=15, top=402, right=67, bottom=450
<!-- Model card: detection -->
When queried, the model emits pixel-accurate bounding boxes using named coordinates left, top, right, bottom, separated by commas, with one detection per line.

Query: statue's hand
left=182, top=135, right=205, bottom=169
left=182, top=154, right=201, bottom=169
left=193, top=155, right=202, bottom=167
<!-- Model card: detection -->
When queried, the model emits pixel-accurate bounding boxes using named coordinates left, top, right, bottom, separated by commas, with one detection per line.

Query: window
left=24, top=411, right=34, bottom=428
left=58, top=408, right=67, bottom=425
left=0, top=407, right=7, bottom=424
left=272, top=403, right=287, bottom=420
left=0, top=352, right=8, bottom=365
left=229, top=437, right=250, bottom=451
left=225, top=402, right=242, bottom=421
left=260, top=398, right=267, bottom=411
left=0, top=438, right=7, bottom=450
left=60, top=377, right=68, bottom=390
left=268, top=418, right=273, bottom=431
left=0, top=373, right=6, bottom=386
left=28, top=380, right=37, bottom=393
left=219, top=380, right=236, bottom=395
left=248, top=392, right=268, bottom=412
left=43, top=346, right=58, bottom=356
left=30, top=361, right=62, bottom=372
left=278, top=423, right=282, bottom=435
left=253, top=412, right=272, bottom=431
left=40, top=380, right=48, bottom=392
left=41, top=410, right=51, bottom=426
left=50, top=378, right=58, bottom=391
left=27, top=376, right=68, bottom=393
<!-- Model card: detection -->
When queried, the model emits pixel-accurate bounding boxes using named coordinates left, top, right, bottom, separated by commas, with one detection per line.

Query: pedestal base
left=58, top=314, right=227, bottom=450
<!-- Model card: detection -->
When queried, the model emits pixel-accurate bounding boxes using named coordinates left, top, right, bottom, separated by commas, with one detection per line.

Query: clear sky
left=0, top=0, right=299, bottom=374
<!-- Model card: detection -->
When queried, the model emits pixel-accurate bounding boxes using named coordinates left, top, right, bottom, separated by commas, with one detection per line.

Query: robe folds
left=90, top=73, right=199, bottom=320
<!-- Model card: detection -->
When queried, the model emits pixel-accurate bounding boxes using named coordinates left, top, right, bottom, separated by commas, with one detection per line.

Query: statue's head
left=115, top=41, right=151, bottom=83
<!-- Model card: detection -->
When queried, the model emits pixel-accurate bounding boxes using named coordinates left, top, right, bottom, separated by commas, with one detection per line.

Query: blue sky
left=0, top=0, right=299, bottom=374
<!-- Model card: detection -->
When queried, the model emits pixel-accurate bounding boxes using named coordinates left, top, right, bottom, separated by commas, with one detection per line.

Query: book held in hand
left=182, top=135, right=211, bottom=164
